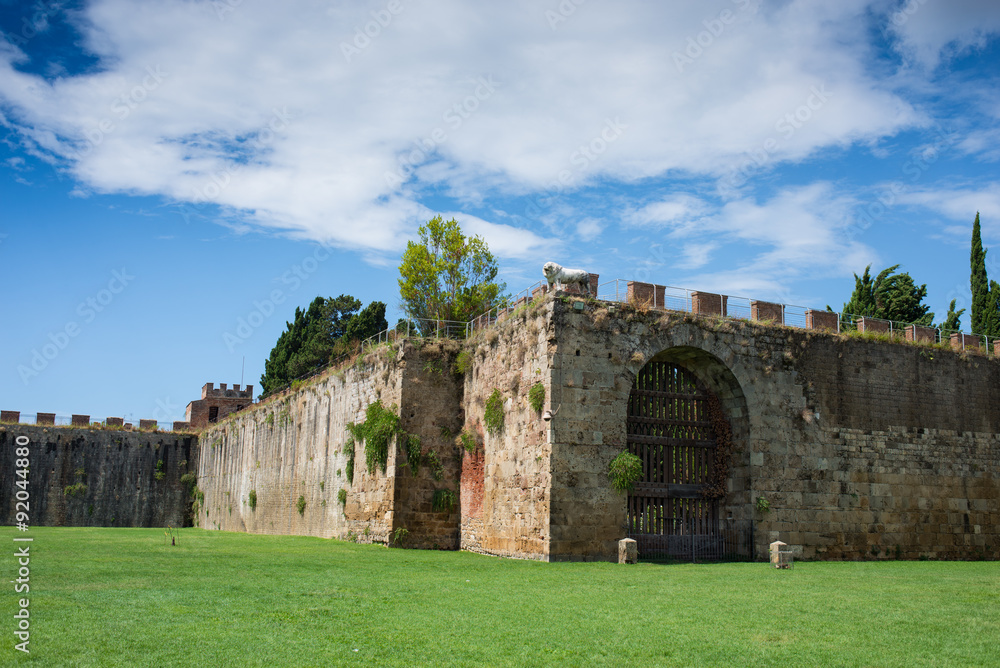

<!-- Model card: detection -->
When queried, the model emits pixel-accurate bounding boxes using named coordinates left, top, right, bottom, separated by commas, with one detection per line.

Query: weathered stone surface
left=0, top=425, right=197, bottom=527
left=769, top=540, right=787, bottom=567
left=619, top=538, right=637, bottom=564
left=14, top=291, right=999, bottom=564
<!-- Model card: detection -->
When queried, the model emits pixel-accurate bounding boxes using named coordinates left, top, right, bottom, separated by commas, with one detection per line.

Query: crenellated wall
left=7, top=292, right=997, bottom=563
left=0, top=425, right=197, bottom=528
left=544, top=298, right=1000, bottom=561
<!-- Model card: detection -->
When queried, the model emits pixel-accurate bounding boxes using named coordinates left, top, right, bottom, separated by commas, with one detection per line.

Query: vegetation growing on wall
left=248, top=489, right=257, bottom=510
left=458, top=429, right=478, bottom=454
left=528, top=382, right=545, bottom=413
left=484, top=389, right=504, bottom=435
left=406, top=435, right=422, bottom=476
left=425, top=450, right=444, bottom=481
left=347, top=399, right=404, bottom=475
left=608, top=452, right=642, bottom=493
left=431, top=489, right=457, bottom=512
left=345, top=434, right=356, bottom=483
left=296, top=495, right=306, bottom=516
left=64, top=482, right=87, bottom=497
left=392, top=527, right=409, bottom=546
left=337, top=488, right=347, bottom=507
left=455, top=349, right=472, bottom=374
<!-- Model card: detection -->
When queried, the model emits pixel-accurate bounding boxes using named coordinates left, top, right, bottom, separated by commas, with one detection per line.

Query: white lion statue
left=543, top=262, right=591, bottom=293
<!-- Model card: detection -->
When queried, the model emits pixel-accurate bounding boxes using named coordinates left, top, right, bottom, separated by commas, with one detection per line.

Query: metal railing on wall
left=15, top=276, right=993, bottom=429
left=594, top=278, right=999, bottom=354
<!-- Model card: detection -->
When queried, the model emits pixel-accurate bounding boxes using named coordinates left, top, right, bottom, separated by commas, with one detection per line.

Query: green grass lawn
left=3, top=528, right=998, bottom=667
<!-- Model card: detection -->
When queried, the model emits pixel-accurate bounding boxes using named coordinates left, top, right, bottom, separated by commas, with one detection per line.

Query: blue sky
left=1, top=0, right=999, bottom=423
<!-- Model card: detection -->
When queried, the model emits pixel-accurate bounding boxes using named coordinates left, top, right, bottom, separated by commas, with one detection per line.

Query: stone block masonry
left=0, top=425, right=197, bottom=527
left=543, top=299, right=999, bottom=561
left=196, top=341, right=469, bottom=549
left=13, top=291, right=998, bottom=563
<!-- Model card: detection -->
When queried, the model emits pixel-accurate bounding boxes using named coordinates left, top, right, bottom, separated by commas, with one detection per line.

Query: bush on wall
left=608, top=452, right=642, bottom=493
left=484, top=389, right=504, bottom=435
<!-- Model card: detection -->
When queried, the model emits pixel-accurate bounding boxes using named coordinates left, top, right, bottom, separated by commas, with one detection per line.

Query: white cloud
left=630, top=183, right=879, bottom=299
left=626, top=194, right=711, bottom=230
left=0, top=0, right=988, bottom=258
left=576, top=218, right=603, bottom=242
left=887, top=0, right=1000, bottom=69
left=896, top=184, right=1000, bottom=236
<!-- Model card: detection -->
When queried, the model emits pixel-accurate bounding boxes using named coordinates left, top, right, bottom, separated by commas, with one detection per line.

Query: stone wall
left=544, top=297, right=1000, bottom=561
left=8, top=293, right=995, bottom=563
left=460, top=298, right=553, bottom=560
left=196, top=347, right=402, bottom=541
left=0, top=425, right=197, bottom=527
left=195, top=341, right=466, bottom=548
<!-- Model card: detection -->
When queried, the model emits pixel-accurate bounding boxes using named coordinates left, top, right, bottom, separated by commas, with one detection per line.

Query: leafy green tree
left=398, top=216, right=506, bottom=326
left=260, top=295, right=387, bottom=396
left=837, top=264, right=934, bottom=326
left=937, top=299, right=966, bottom=333
left=342, top=301, right=388, bottom=344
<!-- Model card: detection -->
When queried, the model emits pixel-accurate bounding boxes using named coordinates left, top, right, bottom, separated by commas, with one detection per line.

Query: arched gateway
left=626, top=360, right=753, bottom=562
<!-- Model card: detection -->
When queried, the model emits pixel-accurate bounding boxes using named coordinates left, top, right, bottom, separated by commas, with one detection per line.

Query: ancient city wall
left=196, top=347, right=402, bottom=541
left=6, top=292, right=996, bottom=563
left=196, top=341, right=466, bottom=548
left=0, top=425, right=197, bottom=528
left=547, top=297, right=1000, bottom=561
left=460, top=298, right=553, bottom=560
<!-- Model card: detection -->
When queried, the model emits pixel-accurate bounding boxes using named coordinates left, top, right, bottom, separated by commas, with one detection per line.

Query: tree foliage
left=969, top=212, right=1000, bottom=337
left=398, top=216, right=506, bottom=325
left=970, top=212, right=991, bottom=334
left=836, top=264, right=934, bottom=326
left=937, top=299, right=966, bottom=333
left=260, top=295, right=388, bottom=396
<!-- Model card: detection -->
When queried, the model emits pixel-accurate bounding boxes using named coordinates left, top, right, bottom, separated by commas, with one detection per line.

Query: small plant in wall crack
left=608, top=452, right=642, bottom=493
left=337, top=488, right=347, bottom=507
left=432, top=488, right=457, bottom=513
left=484, top=389, right=505, bottom=436
left=248, top=489, right=257, bottom=511
left=392, top=527, right=409, bottom=547
left=458, top=429, right=478, bottom=454
left=756, top=496, right=770, bottom=514
left=528, top=382, right=545, bottom=414
left=296, top=495, right=307, bottom=516
left=406, top=435, right=422, bottom=476
left=425, top=450, right=444, bottom=481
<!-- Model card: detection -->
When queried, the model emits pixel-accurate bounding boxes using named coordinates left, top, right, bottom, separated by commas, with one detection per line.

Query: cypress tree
left=989, top=280, right=1000, bottom=338
left=970, top=212, right=991, bottom=334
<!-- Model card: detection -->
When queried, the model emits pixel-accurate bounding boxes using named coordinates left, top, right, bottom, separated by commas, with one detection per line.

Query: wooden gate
left=626, top=361, right=747, bottom=561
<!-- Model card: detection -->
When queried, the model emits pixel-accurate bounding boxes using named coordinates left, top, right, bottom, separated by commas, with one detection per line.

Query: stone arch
left=624, top=344, right=752, bottom=523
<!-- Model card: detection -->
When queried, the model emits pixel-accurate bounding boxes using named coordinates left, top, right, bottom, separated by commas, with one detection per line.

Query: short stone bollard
left=619, top=538, right=637, bottom=564
left=770, top=540, right=793, bottom=569
left=770, top=540, right=786, bottom=567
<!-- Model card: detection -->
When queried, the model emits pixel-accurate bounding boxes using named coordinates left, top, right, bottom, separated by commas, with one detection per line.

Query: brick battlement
left=201, top=382, right=254, bottom=399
